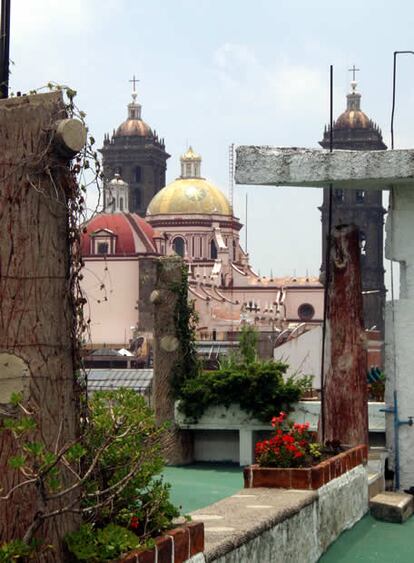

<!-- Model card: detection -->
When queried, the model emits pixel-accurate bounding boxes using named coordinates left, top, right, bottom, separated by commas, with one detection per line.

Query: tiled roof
left=81, top=213, right=157, bottom=256
left=87, top=368, right=153, bottom=392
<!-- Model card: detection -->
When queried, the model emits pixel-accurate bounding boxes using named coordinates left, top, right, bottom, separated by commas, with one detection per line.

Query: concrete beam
left=235, top=146, right=414, bottom=190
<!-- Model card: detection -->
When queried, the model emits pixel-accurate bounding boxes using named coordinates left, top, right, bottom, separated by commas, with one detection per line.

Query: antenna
left=0, top=0, right=11, bottom=99
left=245, top=192, right=248, bottom=252
left=228, top=143, right=235, bottom=212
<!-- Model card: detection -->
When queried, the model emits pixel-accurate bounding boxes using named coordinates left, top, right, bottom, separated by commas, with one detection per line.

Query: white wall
left=273, top=326, right=322, bottom=388
left=82, top=258, right=139, bottom=347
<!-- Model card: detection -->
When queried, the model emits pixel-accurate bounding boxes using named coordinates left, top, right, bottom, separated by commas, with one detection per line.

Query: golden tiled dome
left=147, top=177, right=232, bottom=216
left=335, top=109, right=370, bottom=129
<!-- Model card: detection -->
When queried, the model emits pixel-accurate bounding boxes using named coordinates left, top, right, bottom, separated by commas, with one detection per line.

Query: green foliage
left=308, top=442, right=322, bottom=459
left=0, top=540, right=36, bottom=562
left=80, top=389, right=180, bottom=534
left=170, top=286, right=310, bottom=423
left=65, top=523, right=140, bottom=562
left=177, top=360, right=311, bottom=423
left=238, top=324, right=258, bottom=365
left=170, top=264, right=201, bottom=394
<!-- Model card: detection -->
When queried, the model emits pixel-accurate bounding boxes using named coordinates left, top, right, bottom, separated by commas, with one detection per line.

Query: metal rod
left=0, top=0, right=11, bottom=99
left=320, top=65, right=334, bottom=443
left=245, top=192, right=248, bottom=252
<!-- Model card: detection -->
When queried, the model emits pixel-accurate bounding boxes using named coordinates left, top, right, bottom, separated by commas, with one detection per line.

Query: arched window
left=119, top=197, right=124, bottom=211
left=135, top=166, right=142, bottom=183
left=334, top=189, right=344, bottom=202
left=210, top=239, right=218, bottom=260
left=172, top=237, right=185, bottom=257
left=298, top=303, right=315, bottom=321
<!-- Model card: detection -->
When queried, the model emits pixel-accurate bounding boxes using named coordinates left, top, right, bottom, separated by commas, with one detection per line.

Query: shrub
left=255, top=411, right=322, bottom=468
left=1, top=389, right=180, bottom=562
left=65, top=523, right=141, bottom=562
left=80, top=389, right=179, bottom=535
left=64, top=389, right=180, bottom=561
left=177, top=360, right=311, bottom=423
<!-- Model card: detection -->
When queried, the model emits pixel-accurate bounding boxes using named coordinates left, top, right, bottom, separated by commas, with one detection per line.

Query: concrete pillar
left=385, top=187, right=414, bottom=489
left=0, top=93, right=85, bottom=554
left=152, top=257, right=193, bottom=464
left=239, top=429, right=254, bottom=466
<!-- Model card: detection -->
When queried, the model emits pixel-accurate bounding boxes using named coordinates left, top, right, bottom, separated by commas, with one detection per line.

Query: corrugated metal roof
left=87, top=369, right=153, bottom=392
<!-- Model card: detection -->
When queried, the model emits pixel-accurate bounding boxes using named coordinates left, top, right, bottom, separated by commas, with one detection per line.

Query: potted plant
left=244, top=412, right=367, bottom=490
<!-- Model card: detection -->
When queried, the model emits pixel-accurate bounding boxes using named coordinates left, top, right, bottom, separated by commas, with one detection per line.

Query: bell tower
left=319, top=70, right=387, bottom=333
left=100, top=77, right=170, bottom=216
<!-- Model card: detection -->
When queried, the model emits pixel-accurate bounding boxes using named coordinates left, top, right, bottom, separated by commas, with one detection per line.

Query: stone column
left=0, top=92, right=85, bottom=556
left=151, top=257, right=193, bottom=464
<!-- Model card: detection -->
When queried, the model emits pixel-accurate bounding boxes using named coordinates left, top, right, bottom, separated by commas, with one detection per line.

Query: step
left=370, top=492, right=414, bottom=523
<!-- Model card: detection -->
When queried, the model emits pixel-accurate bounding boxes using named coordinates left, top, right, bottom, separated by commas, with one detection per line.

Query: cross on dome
left=127, top=75, right=142, bottom=120
left=129, top=74, right=139, bottom=92
left=348, top=64, right=360, bottom=93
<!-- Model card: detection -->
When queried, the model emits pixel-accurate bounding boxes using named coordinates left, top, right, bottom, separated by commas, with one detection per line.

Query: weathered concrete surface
left=191, top=465, right=367, bottom=563
left=153, top=257, right=193, bottom=464
left=235, top=146, right=414, bottom=189
left=191, top=488, right=317, bottom=562
left=370, top=492, right=414, bottom=523
left=0, top=92, right=81, bottom=555
left=384, top=186, right=414, bottom=489
left=317, top=465, right=368, bottom=553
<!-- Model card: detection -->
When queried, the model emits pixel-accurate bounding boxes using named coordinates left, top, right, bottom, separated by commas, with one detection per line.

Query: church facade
left=82, top=99, right=324, bottom=349
left=319, top=77, right=386, bottom=333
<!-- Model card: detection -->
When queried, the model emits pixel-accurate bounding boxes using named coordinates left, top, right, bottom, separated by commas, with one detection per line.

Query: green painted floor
left=320, top=513, right=414, bottom=562
left=163, top=463, right=243, bottom=513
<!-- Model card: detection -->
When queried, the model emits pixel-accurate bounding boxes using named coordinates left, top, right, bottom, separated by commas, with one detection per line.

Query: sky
left=8, top=0, right=414, bottom=286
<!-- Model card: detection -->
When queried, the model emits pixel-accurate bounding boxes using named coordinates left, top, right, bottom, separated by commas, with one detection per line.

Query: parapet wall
left=190, top=465, right=368, bottom=563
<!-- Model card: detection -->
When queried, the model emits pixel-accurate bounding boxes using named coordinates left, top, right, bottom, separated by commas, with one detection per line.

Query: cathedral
left=81, top=85, right=324, bottom=349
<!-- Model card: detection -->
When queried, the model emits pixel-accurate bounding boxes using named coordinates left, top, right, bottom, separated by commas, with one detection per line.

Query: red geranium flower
left=130, top=516, right=139, bottom=529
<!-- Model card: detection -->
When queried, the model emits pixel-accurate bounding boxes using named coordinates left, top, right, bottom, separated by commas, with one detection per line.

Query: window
left=334, top=189, right=344, bottom=202
left=135, top=166, right=142, bottom=183
left=210, top=239, right=218, bottom=260
left=172, top=237, right=185, bottom=257
left=186, top=163, right=191, bottom=176
left=135, top=188, right=141, bottom=208
left=356, top=190, right=365, bottom=203
left=97, top=242, right=109, bottom=255
left=298, top=303, right=315, bottom=321
left=120, top=197, right=124, bottom=211
left=359, top=231, right=367, bottom=255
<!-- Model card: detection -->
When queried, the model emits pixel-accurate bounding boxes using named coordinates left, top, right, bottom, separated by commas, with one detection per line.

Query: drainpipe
left=381, top=390, right=413, bottom=490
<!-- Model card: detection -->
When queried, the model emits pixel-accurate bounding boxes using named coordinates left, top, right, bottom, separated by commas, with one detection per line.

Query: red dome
left=81, top=213, right=157, bottom=257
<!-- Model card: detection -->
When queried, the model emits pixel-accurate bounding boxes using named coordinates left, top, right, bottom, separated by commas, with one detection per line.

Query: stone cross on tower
left=129, top=74, right=139, bottom=92
left=348, top=64, right=360, bottom=82
left=236, top=145, right=414, bottom=490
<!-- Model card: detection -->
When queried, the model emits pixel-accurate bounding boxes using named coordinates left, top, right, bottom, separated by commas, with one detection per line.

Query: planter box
left=244, top=444, right=368, bottom=490
left=118, top=521, right=204, bottom=563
